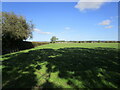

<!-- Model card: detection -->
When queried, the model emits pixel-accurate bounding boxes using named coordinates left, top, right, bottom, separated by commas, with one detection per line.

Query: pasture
left=1, top=43, right=120, bottom=89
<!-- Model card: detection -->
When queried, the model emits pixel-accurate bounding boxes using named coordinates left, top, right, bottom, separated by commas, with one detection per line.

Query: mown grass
left=1, top=43, right=120, bottom=89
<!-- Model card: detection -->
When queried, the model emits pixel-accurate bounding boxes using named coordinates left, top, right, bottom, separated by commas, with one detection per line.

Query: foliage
left=2, top=12, right=34, bottom=42
left=31, top=41, right=49, bottom=47
left=50, top=36, right=58, bottom=43
left=2, top=41, right=49, bottom=54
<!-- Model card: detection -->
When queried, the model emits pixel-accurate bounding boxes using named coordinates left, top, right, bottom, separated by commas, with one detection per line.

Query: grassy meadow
left=1, top=43, right=120, bottom=89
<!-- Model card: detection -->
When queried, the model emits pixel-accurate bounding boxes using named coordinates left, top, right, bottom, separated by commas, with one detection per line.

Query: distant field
left=2, top=43, right=120, bottom=89
left=35, top=43, right=119, bottom=49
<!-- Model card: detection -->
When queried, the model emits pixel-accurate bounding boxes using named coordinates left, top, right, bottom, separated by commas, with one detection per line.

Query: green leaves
left=2, top=12, right=34, bottom=41
left=50, top=36, right=58, bottom=43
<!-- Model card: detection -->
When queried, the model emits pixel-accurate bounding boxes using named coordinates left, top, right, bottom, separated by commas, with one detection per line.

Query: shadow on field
left=2, top=47, right=120, bottom=89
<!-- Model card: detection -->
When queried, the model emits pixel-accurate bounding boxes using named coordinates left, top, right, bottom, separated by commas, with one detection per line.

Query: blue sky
left=2, top=2, right=118, bottom=41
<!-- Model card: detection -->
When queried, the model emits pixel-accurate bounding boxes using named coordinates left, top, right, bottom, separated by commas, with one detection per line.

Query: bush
left=31, top=42, right=49, bottom=47
left=2, top=41, right=49, bottom=55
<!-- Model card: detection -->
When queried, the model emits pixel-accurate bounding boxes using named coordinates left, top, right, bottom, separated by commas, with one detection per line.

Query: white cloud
left=74, top=0, right=113, bottom=11
left=99, top=19, right=111, bottom=25
left=105, top=25, right=113, bottom=29
left=34, top=28, right=52, bottom=34
left=64, top=27, right=71, bottom=30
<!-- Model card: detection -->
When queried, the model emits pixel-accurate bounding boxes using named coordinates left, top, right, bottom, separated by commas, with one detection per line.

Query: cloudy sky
left=2, top=1, right=118, bottom=41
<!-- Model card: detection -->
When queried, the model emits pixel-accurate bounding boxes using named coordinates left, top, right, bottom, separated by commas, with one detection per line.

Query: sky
left=2, top=1, right=119, bottom=41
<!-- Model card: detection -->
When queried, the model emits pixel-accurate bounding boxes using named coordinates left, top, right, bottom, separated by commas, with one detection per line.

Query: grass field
left=1, top=43, right=120, bottom=89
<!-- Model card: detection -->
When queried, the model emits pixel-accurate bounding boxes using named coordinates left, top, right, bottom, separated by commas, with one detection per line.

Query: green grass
left=2, top=43, right=120, bottom=89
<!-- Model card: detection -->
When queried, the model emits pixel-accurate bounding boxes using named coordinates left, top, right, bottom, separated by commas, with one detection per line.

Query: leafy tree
left=2, top=12, right=34, bottom=42
left=50, top=36, right=58, bottom=43
left=0, top=12, right=2, bottom=41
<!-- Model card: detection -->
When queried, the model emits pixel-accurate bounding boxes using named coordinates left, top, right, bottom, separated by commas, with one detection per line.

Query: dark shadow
left=2, top=41, right=49, bottom=55
left=2, top=47, right=120, bottom=89
left=2, top=49, right=57, bottom=89
left=2, top=41, right=34, bottom=55
left=41, top=80, right=62, bottom=89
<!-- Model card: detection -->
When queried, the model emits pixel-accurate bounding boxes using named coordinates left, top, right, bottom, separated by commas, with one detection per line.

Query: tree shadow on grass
left=46, top=47, right=120, bottom=88
left=2, top=49, right=58, bottom=89
left=2, top=47, right=120, bottom=89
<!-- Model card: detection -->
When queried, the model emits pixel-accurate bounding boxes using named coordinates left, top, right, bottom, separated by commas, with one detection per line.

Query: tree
left=50, top=36, right=58, bottom=43
left=2, top=12, right=34, bottom=42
